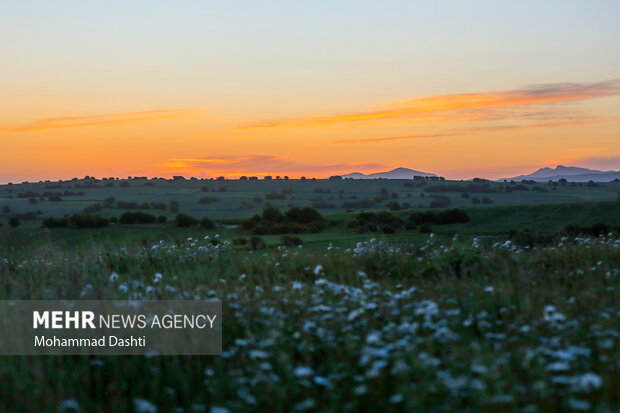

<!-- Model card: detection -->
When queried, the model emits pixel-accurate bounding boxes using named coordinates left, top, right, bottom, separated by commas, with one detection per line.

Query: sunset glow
left=1, top=1, right=619, bottom=183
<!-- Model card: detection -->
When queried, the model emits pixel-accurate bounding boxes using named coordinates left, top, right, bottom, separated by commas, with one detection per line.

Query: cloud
left=242, top=79, right=620, bottom=129
left=335, top=120, right=594, bottom=143
left=0, top=109, right=203, bottom=133
left=159, top=155, right=384, bottom=176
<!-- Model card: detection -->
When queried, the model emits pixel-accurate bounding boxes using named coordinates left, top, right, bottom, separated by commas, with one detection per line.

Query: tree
left=8, top=216, right=20, bottom=228
left=264, top=176, right=273, bottom=180
left=169, top=200, right=180, bottom=213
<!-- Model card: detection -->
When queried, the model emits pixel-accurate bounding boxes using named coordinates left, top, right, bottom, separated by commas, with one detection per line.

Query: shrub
left=281, top=235, right=303, bottom=246
left=41, top=217, right=69, bottom=228
left=419, top=223, right=432, bottom=233
left=233, top=237, right=248, bottom=245
left=242, top=206, right=326, bottom=235
left=119, top=211, right=157, bottom=225
left=8, top=216, right=21, bottom=228
left=69, top=214, right=109, bottom=228
left=200, top=217, right=215, bottom=230
left=157, top=215, right=167, bottom=223
left=285, top=207, right=322, bottom=224
left=175, top=213, right=198, bottom=227
left=349, top=212, right=404, bottom=233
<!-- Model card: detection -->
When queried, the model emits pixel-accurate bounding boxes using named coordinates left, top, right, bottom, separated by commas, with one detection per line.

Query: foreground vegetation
left=0, top=226, right=618, bottom=412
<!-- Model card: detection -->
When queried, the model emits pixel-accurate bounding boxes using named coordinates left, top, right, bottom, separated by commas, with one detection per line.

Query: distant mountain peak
left=342, top=167, right=437, bottom=179
left=502, top=164, right=619, bottom=182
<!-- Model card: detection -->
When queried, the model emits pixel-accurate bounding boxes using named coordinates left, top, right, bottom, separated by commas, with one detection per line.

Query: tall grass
left=0, top=229, right=618, bottom=412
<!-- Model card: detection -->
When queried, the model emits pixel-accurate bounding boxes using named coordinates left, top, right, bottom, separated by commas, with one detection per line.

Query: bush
left=241, top=206, right=326, bottom=235
left=281, top=235, right=303, bottom=246
left=285, top=207, right=322, bottom=224
left=41, top=217, right=69, bottom=228
left=157, top=215, right=167, bottom=223
left=8, top=216, right=21, bottom=228
left=175, top=213, right=198, bottom=227
left=349, top=211, right=404, bottom=233
left=233, top=237, right=248, bottom=245
left=69, top=214, right=109, bottom=228
left=419, top=223, right=432, bottom=233
left=119, top=211, right=157, bottom=225
left=200, top=217, right=215, bottom=230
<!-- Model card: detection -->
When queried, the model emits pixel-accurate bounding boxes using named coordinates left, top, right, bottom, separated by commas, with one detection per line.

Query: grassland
left=0, top=177, right=618, bottom=412
left=1, top=177, right=618, bottom=225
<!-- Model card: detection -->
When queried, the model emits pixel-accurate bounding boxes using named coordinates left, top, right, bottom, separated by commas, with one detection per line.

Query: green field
left=1, top=177, right=618, bottom=225
left=0, top=177, right=619, bottom=412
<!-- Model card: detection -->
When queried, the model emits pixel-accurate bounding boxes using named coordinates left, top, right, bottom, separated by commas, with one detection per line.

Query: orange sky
left=1, top=1, right=619, bottom=183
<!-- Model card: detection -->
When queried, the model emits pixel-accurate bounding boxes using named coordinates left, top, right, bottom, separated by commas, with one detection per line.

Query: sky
left=1, top=0, right=619, bottom=183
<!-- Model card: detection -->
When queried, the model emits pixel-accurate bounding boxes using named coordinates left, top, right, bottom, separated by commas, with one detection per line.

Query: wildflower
left=153, top=273, right=163, bottom=283
left=293, top=399, right=316, bottom=411
left=294, top=366, right=313, bottom=378
left=59, top=399, right=80, bottom=412
left=484, top=286, right=494, bottom=293
left=133, top=398, right=157, bottom=413
left=566, top=398, right=590, bottom=411
left=546, top=361, right=570, bottom=372
left=313, top=376, right=331, bottom=387
left=574, top=372, right=602, bottom=391
left=118, top=283, right=129, bottom=292
left=80, top=284, right=93, bottom=297
left=210, top=407, right=230, bottom=413
left=109, top=272, right=119, bottom=282
left=353, top=385, right=368, bottom=396
left=389, top=394, right=404, bottom=404
left=313, top=264, right=324, bottom=275
left=543, top=305, right=566, bottom=322
left=249, top=350, right=269, bottom=359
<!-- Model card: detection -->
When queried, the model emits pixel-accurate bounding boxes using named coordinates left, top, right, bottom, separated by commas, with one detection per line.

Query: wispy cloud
left=0, top=109, right=203, bottom=133
left=336, top=120, right=594, bottom=143
left=160, top=155, right=384, bottom=176
left=242, top=79, right=620, bottom=129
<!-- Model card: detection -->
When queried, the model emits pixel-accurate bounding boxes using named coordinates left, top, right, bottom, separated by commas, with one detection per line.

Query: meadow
left=0, top=177, right=619, bottom=412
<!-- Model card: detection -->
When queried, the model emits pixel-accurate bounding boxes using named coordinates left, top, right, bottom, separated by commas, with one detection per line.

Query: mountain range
left=502, top=165, right=620, bottom=182
left=342, top=167, right=436, bottom=179
left=340, top=165, right=620, bottom=181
